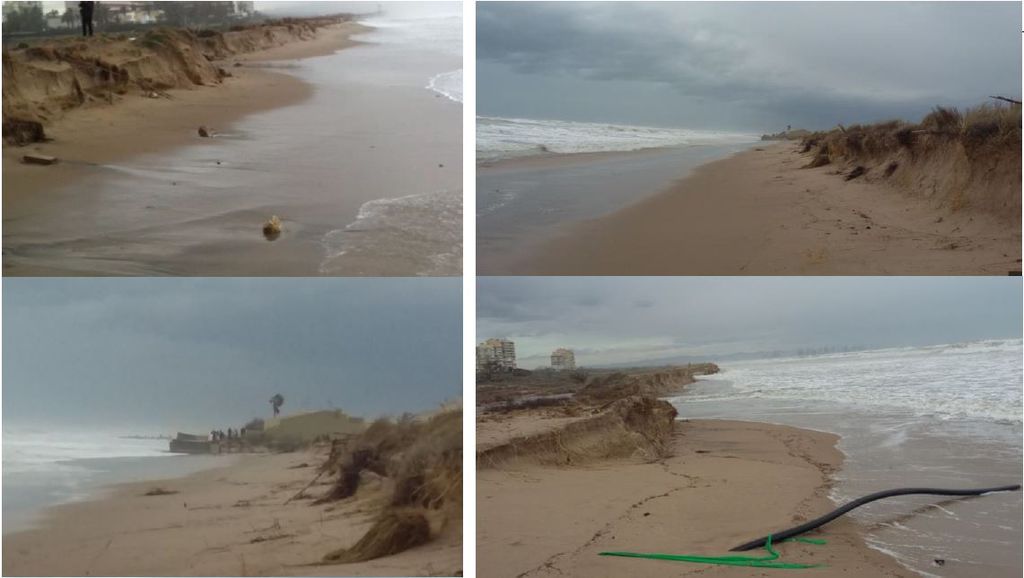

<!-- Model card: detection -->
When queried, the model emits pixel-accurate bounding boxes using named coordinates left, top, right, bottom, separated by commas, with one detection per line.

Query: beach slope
left=513, top=143, right=1020, bottom=275
left=478, top=417, right=914, bottom=578
left=2, top=450, right=461, bottom=577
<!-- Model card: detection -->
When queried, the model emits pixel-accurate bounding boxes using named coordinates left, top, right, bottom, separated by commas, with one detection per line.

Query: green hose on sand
left=600, top=534, right=824, bottom=569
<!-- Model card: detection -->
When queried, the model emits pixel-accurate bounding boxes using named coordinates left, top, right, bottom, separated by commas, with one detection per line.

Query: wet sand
left=478, top=417, right=914, bottom=578
left=2, top=450, right=461, bottom=577
left=3, top=20, right=462, bottom=276
left=2, top=23, right=364, bottom=206
left=498, top=143, right=1021, bottom=275
left=476, top=143, right=756, bottom=275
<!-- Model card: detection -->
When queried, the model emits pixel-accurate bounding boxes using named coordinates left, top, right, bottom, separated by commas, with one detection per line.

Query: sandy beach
left=475, top=365, right=915, bottom=577
left=478, top=416, right=912, bottom=577
left=3, top=448, right=461, bottom=577
left=3, top=12, right=462, bottom=276
left=496, top=143, right=1021, bottom=275
left=475, top=362, right=933, bottom=573
left=2, top=21, right=364, bottom=204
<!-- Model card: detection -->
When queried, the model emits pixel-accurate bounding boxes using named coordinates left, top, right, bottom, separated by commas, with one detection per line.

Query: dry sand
left=2, top=22, right=366, bottom=199
left=2, top=450, right=461, bottom=577
left=512, top=143, right=1021, bottom=275
left=478, top=417, right=915, bottom=578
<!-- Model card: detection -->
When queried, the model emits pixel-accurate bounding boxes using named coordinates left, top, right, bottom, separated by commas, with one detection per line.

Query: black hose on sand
left=730, top=484, right=1021, bottom=552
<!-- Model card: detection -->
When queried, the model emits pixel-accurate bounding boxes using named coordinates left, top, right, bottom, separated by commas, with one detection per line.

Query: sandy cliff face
left=802, top=109, right=1022, bottom=224
left=477, top=365, right=721, bottom=468
left=579, top=364, right=720, bottom=402
left=1, top=17, right=350, bottom=139
left=477, top=396, right=680, bottom=468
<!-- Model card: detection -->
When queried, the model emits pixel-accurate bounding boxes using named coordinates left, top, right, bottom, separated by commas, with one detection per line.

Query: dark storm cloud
left=477, top=277, right=1022, bottom=368
left=477, top=2, right=1022, bottom=130
left=3, top=279, right=461, bottom=432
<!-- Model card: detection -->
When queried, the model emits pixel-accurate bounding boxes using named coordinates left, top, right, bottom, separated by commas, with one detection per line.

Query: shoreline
left=2, top=452, right=240, bottom=535
left=497, top=142, right=1021, bottom=275
left=676, top=362, right=1023, bottom=578
left=3, top=449, right=461, bottom=576
left=2, top=21, right=368, bottom=204
left=476, top=144, right=700, bottom=171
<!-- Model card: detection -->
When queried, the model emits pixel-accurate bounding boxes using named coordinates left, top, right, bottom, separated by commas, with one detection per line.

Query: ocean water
left=668, top=339, right=1023, bottom=578
left=318, top=5, right=463, bottom=275
left=3, top=429, right=233, bottom=532
left=320, top=188, right=462, bottom=276
left=477, top=116, right=758, bottom=163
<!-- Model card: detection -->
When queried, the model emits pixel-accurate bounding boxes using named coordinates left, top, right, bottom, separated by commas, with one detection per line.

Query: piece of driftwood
left=23, top=153, right=58, bottom=165
left=284, top=470, right=326, bottom=505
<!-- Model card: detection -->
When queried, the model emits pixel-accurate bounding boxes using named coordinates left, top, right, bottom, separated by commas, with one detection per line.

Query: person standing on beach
left=79, top=1, right=95, bottom=37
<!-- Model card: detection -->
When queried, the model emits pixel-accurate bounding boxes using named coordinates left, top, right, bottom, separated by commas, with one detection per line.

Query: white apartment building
left=476, top=338, right=516, bottom=373
left=550, top=348, right=576, bottom=371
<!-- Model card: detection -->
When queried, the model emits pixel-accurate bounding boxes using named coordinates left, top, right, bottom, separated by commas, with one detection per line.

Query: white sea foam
left=476, top=116, right=760, bottom=162
left=428, top=69, right=463, bottom=103
left=320, top=189, right=462, bottom=276
left=709, top=339, right=1023, bottom=424
left=359, top=9, right=461, bottom=58
left=359, top=6, right=461, bottom=100
left=2, top=430, right=169, bottom=475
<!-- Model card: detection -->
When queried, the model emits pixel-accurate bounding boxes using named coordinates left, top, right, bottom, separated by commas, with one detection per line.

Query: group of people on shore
left=210, top=427, right=247, bottom=442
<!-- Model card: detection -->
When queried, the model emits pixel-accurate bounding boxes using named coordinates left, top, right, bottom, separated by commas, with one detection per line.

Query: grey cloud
left=4, top=279, right=462, bottom=433
left=477, top=277, right=1022, bottom=367
left=477, top=2, right=1022, bottom=130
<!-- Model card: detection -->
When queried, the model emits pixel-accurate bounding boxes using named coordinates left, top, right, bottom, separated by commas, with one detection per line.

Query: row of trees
left=3, top=2, right=253, bottom=35
left=2, top=4, right=47, bottom=34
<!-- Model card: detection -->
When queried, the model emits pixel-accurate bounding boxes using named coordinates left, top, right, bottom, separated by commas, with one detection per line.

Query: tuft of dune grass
left=802, top=101, right=1021, bottom=162
left=320, top=509, right=431, bottom=564
left=312, top=408, right=462, bottom=563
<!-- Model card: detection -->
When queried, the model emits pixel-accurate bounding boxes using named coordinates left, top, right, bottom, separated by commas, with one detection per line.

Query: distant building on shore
left=232, top=1, right=255, bottom=17
left=477, top=338, right=516, bottom=373
left=550, top=348, right=576, bottom=371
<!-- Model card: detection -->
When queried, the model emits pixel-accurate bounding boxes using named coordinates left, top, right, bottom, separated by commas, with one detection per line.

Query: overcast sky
left=478, top=1, right=1022, bottom=132
left=3, top=279, right=461, bottom=434
left=478, top=277, right=1023, bottom=368
left=256, top=1, right=451, bottom=17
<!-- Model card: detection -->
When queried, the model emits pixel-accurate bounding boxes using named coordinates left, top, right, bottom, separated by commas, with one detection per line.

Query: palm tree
left=94, top=3, right=113, bottom=27
left=270, top=393, right=284, bottom=417
left=61, top=8, right=80, bottom=30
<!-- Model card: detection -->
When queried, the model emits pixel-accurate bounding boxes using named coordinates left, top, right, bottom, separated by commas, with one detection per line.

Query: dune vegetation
left=312, top=408, right=462, bottom=564
left=800, top=100, right=1021, bottom=222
